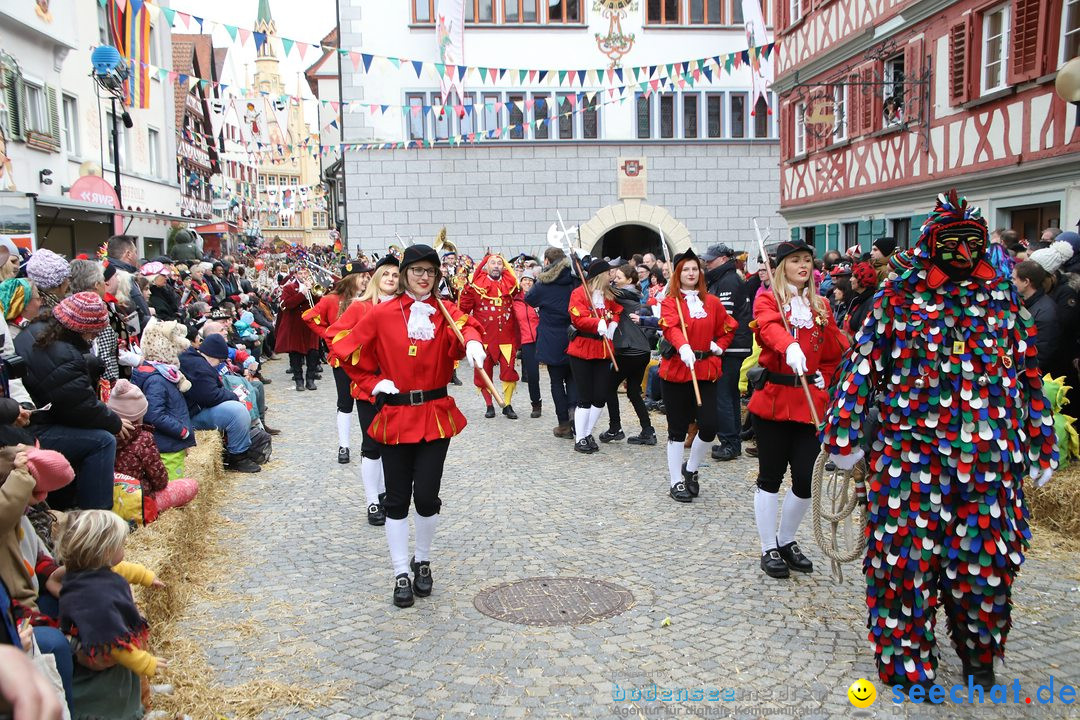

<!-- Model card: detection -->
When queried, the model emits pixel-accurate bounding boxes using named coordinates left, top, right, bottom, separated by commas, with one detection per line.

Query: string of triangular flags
left=108, top=0, right=774, bottom=96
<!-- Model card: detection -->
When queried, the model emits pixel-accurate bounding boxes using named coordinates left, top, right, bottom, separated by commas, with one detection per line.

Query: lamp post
left=90, top=45, right=131, bottom=207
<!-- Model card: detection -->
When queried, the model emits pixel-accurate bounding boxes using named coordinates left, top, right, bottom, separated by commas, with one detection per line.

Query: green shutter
left=814, top=224, right=827, bottom=255
left=857, top=220, right=872, bottom=251
left=45, top=84, right=60, bottom=142
left=910, top=214, right=928, bottom=246
left=827, top=223, right=839, bottom=252
left=870, top=219, right=886, bottom=238
left=2, top=65, right=23, bottom=140
left=791, top=228, right=801, bottom=241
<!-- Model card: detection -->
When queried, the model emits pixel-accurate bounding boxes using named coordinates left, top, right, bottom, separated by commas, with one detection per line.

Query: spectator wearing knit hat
left=25, top=249, right=71, bottom=311
left=870, top=237, right=897, bottom=283
left=1030, top=238, right=1080, bottom=384
left=844, top=261, right=879, bottom=338
left=1012, top=260, right=1059, bottom=369
left=13, top=292, right=127, bottom=510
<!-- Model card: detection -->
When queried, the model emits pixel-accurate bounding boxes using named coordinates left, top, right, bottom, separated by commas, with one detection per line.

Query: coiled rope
left=811, top=450, right=869, bottom=582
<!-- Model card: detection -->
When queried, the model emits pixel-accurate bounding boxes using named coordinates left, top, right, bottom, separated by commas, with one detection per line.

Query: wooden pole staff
left=555, top=212, right=620, bottom=373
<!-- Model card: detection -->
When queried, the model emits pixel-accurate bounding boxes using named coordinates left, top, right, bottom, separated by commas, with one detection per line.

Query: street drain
left=473, top=577, right=633, bottom=626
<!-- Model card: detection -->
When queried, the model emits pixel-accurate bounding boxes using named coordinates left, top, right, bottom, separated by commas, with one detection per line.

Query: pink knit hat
left=52, top=291, right=108, bottom=333
left=25, top=447, right=75, bottom=503
left=107, top=379, right=148, bottom=423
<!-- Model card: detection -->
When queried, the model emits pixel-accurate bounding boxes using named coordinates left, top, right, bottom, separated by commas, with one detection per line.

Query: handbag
left=746, top=365, right=769, bottom=391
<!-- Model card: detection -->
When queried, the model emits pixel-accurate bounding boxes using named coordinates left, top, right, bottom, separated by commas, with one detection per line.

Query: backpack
left=247, top=425, right=273, bottom=465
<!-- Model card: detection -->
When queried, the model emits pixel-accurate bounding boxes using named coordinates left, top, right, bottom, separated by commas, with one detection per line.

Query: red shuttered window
left=903, top=38, right=925, bottom=126
left=949, top=18, right=973, bottom=105
left=1007, top=0, right=1046, bottom=83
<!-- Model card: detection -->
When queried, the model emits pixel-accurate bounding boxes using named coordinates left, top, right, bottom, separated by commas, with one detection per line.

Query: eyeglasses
left=407, top=267, right=437, bottom=278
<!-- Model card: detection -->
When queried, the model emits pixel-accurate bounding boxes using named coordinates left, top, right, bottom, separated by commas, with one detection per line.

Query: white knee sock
left=361, top=457, right=381, bottom=506
left=574, top=407, right=590, bottom=442
left=754, top=488, right=779, bottom=553
left=686, top=435, right=710, bottom=473
left=414, top=513, right=438, bottom=562
left=778, top=493, right=811, bottom=547
left=336, top=411, right=352, bottom=448
left=666, top=441, right=684, bottom=488
left=377, top=458, right=386, bottom=495
left=586, top=405, right=604, bottom=436
left=384, top=517, right=410, bottom=576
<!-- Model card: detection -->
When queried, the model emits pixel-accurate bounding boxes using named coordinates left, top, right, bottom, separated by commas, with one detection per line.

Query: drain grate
left=473, top=577, right=634, bottom=626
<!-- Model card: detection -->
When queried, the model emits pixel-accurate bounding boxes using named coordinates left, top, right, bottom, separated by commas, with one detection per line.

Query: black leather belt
left=692, top=349, right=711, bottom=360
left=577, top=331, right=601, bottom=340
left=380, top=387, right=449, bottom=406
left=767, top=372, right=819, bottom=387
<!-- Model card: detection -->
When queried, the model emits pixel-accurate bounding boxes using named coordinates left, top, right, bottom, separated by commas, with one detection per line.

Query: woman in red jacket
left=326, top=257, right=400, bottom=526
left=659, top=249, right=736, bottom=503
left=513, top=270, right=542, bottom=418
left=567, top=259, right=622, bottom=454
left=352, top=245, right=485, bottom=608
left=748, top=239, right=848, bottom=579
left=303, top=263, right=372, bottom=464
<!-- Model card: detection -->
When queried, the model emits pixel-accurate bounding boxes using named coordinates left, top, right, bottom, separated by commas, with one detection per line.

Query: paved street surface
left=188, top=359, right=1080, bottom=719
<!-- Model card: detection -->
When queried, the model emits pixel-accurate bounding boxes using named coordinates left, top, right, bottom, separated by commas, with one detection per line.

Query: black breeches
left=333, top=366, right=354, bottom=413
left=379, top=438, right=451, bottom=519
left=569, top=356, right=611, bottom=408
left=606, top=353, right=652, bottom=430
left=662, top=379, right=718, bottom=443
left=750, top=414, right=819, bottom=498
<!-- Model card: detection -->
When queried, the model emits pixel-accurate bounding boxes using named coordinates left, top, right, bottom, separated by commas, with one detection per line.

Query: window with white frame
left=508, top=92, right=525, bottom=139
left=432, top=96, right=449, bottom=141
left=482, top=92, right=500, bottom=135
left=789, top=0, right=802, bottom=23
left=504, top=0, right=539, bottom=22
left=752, top=96, right=771, bottom=138
left=636, top=93, right=652, bottom=139
left=546, top=0, right=581, bottom=23
left=659, top=93, right=676, bottom=139
left=106, top=112, right=129, bottom=167
left=706, top=94, right=723, bottom=137
left=729, top=92, right=747, bottom=138
left=883, top=54, right=905, bottom=126
left=794, top=101, right=806, bottom=156
left=832, top=84, right=847, bottom=141
left=981, top=4, right=1010, bottom=94
left=1062, top=0, right=1079, bottom=65
left=683, top=94, right=699, bottom=139
left=534, top=92, right=551, bottom=139
left=582, top=94, right=598, bottom=138
left=23, top=81, right=47, bottom=133
left=557, top=93, right=574, bottom=139
left=406, top=93, right=426, bottom=140
left=62, top=94, right=80, bottom=155
left=459, top=93, right=476, bottom=136
left=148, top=128, right=160, bottom=177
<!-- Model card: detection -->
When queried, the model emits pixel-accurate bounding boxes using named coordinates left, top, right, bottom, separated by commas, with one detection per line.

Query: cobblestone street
left=188, top=359, right=1080, bottom=720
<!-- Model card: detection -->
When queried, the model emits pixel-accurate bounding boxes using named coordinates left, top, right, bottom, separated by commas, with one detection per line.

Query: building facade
left=772, top=0, right=1080, bottom=252
left=173, top=34, right=220, bottom=225
left=337, top=0, right=785, bottom=260
left=305, top=28, right=345, bottom=239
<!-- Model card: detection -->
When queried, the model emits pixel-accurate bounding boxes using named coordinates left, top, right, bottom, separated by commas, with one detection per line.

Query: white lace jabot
left=682, top=289, right=707, bottom=319
left=406, top=293, right=437, bottom=340
left=783, top=286, right=814, bottom=330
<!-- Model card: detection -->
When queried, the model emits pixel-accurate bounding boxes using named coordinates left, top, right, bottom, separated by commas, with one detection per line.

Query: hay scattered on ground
left=125, top=431, right=343, bottom=719
left=1026, top=462, right=1080, bottom=551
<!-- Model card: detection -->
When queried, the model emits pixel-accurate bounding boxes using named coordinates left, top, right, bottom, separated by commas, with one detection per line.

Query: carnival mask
left=920, top=190, right=996, bottom=288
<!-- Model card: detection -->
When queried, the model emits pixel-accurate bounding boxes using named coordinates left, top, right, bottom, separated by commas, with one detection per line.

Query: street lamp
left=1055, top=57, right=1080, bottom=130
left=90, top=45, right=133, bottom=205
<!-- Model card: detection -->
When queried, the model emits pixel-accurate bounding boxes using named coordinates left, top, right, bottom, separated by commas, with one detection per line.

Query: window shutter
left=948, top=18, right=972, bottom=105
left=903, top=38, right=925, bottom=126
left=1006, top=0, right=1044, bottom=84
left=46, top=85, right=60, bottom=142
left=848, top=62, right=878, bottom=137
left=2, top=66, right=23, bottom=140
left=778, top=0, right=789, bottom=30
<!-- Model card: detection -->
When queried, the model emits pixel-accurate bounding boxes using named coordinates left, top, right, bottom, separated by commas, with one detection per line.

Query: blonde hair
left=771, top=255, right=827, bottom=317
left=587, top=273, right=615, bottom=302
left=57, top=510, right=128, bottom=572
left=358, top=265, right=400, bottom=304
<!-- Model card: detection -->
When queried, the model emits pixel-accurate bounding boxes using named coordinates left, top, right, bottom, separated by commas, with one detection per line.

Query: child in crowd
left=108, top=380, right=198, bottom=523
left=131, top=319, right=196, bottom=482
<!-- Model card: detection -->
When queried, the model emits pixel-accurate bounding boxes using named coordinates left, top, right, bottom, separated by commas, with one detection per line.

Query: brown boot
left=553, top=422, right=574, bottom=439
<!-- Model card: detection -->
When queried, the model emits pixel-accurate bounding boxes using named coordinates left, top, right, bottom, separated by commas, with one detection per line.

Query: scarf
left=405, top=293, right=437, bottom=341
left=59, top=568, right=149, bottom=658
left=681, top=289, right=707, bottom=319
left=784, top=286, right=815, bottom=330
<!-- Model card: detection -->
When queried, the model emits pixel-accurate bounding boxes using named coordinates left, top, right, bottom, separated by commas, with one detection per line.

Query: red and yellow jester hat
left=917, top=189, right=996, bottom=288
left=470, top=251, right=520, bottom=297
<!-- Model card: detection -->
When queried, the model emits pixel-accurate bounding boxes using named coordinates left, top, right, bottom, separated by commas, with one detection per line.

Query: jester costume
left=822, top=191, right=1058, bottom=686
left=457, top=254, right=521, bottom=417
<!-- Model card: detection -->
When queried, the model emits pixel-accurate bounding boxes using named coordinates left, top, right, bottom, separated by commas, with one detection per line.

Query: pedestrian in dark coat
left=525, top=249, right=578, bottom=437
left=703, top=245, right=752, bottom=459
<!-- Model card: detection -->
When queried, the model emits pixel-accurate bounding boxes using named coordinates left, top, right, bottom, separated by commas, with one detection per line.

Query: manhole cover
left=474, top=577, right=634, bottom=626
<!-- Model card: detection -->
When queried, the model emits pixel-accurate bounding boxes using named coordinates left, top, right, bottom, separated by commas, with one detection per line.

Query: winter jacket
left=525, top=258, right=576, bottom=366
left=15, top=327, right=122, bottom=434
left=1023, top=290, right=1059, bottom=370
left=0, top=452, right=38, bottom=610
left=178, top=346, right=235, bottom=417
left=705, top=260, right=752, bottom=355
left=1048, top=271, right=1080, bottom=376
left=512, top=296, right=539, bottom=346
left=844, top=287, right=877, bottom=338
left=131, top=365, right=196, bottom=453
left=148, top=285, right=182, bottom=322
left=114, top=426, right=171, bottom=496
left=169, top=234, right=201, bottom=263
left=610, top=286, right=651, bottom=356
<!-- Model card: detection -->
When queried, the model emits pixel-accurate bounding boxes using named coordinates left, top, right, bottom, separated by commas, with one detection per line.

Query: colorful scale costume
left=821, top=191, right=1058, bottom=684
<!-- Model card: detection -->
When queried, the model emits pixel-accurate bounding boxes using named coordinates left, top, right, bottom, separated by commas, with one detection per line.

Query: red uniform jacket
left=567, top=286, right=622, bottom=361
left=301, top=293, right=343, bottom=341
left=354, top=294, right=483, bottom=444
left=274, top=279, right=320, bottom=354
left=747, top=292, right=849, bottom=425
left=658, top=292, right=737, bottom=383
left=457, top=274, right=520, bottom=350
left=326, top=299, right=377, bottom=402
left=513, top=297, right=539, bottom=345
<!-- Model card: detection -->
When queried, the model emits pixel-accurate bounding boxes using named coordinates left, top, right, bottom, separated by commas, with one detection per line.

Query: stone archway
left=578, top=200, right=692, bottom=258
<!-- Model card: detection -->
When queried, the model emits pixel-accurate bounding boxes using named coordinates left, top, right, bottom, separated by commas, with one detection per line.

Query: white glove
left=597, top=319, right=608, bottom=337
left=372, top=379, right=400, bottom=396
left=785, top=343, right=808, bottom=375
left=710, top=341, right=723, bottom=356
left=297, top=283, right=308, bottom=295
left=604, top=321, right=617, bottom=340
left=1031, top=466, right=1052, bottom=488
left=118, top=349, right=143, bottom=367
left=465, top=340, right=487, bottom=369
left=829, top=448, right=864, bottom=471
left=678, top=344, right=696, bottom=370
left=814, top=373, right=826, bottom=390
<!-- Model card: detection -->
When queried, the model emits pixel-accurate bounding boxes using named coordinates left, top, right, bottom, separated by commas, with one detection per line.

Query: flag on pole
left=106, top=0, right=152, bottom=108
left=435, top=0, right=465, bottom=105
left=741, top=0, right=774, bottom=114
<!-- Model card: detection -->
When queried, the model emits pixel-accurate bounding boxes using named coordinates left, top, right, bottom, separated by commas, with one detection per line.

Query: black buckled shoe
left=760, top=550, right=790, bottom=578
left=626, top=427, right=657, bottom=445
left=484, top=405, right=496, bottom=419
left=410, top=557, right=433, bottom=597
left=502, top=405, right=518, bottom=420
left=367, top=503, right=385, bottom=526
left=599, top=428, right=625, bottom=443
left=451, top=371, right=463, bottom=386
left=393, top=573, right=414, bottom=608
left=669, top=482, right=692, bottom=503
left=681, top=463, right=700, bottom=498
left=574, top=438, right=596, bottom=454
left=338, top=447, right=350, bottom=464
left=776, top=541, right=813, bottom=573
left=585, top=435, right=599, bottom=451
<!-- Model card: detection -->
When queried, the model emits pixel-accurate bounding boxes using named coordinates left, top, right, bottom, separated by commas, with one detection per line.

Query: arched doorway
left=578, top=200, right=692, bottom=260
left=595, top=224, right=662, bottom=261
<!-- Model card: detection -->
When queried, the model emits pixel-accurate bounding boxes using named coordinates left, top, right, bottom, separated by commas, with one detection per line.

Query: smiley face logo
left=848, top=678, right=877, bottom=708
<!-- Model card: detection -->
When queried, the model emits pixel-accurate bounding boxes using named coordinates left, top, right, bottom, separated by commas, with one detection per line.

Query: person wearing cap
left=1011, top=260, right=1059, bottom=369
left=458, top=254, right=522, bottom=420
left=303, top=261, right=373, bottom=461
left=701, top=243, right=752, bottom=462
left=15, top=292, right=130, bottom=510
left=870, top=237, right=898, bottom=283
left=844, top=261, right=879, bottom=339
left=326, top=256, right=400, bottom=526
left=349, top=245, right=485, bottom=608
left=748, top=240, right=848, bottom=579
left=1028, top=238, right=1079, bottom=381
left=658, top=249, right=737, bottom=501
left=25, top=249, right=71, bottom=312
left=512, top=269, right=542, bottom=419
left=566, top=258, right=622, bottom=454
left=177, top=333, right=261, bottom=473
left=275, top=270, right=321, bottom=392
left=140, top=262, right=181, bottom=323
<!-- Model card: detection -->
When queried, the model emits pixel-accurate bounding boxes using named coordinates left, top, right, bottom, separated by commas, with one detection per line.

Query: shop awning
left=35, top=195, right=196, bottom=226
left=193, top=221, right=239, bottom=235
